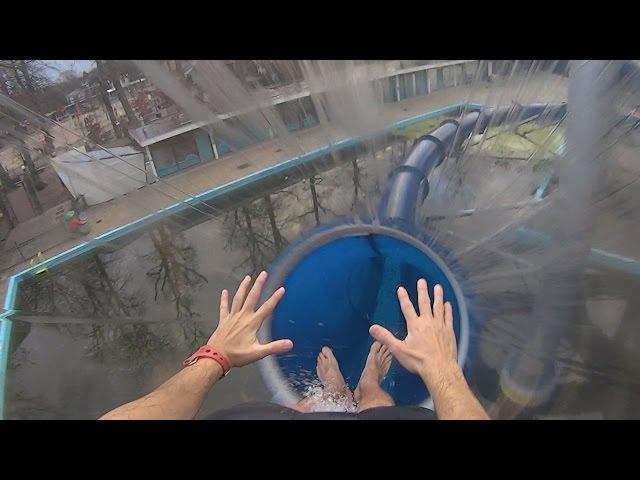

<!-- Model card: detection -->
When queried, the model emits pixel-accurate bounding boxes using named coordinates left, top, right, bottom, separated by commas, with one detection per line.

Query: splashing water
left=300, top=382, right=357, bottom=413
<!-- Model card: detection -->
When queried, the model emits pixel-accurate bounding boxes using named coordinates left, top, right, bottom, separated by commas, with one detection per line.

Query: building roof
left=53, top=145, right=142, bottom=164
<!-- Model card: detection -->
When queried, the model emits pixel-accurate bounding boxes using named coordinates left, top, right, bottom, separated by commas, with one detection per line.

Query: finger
left=255, top=286, right=285, bottom=322
left=433, top=284, right=444, bottom=323
left=231, top=275, right=252, bottom=314
left=219, top=289, right=229, bottom=321
left=369, top=324, right=403, bottom=352
left=397, top=287, right=418, bottom=327
left=444, top=302, right=454, bottom=330
left=383, top=353, right=393, bottom=366
left=381, top=347, right=392, bottom=362
left=417, top=278, right=432, bottom=318
left=243, top=270, right=268, bottom=312
left=256, top=339, right=294, bottom=359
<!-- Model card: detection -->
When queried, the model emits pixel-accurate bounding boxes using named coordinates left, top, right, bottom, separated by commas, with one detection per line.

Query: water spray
left=257, top=102, right=566, bottom=407
left=499, top=61, right=625, bottom=409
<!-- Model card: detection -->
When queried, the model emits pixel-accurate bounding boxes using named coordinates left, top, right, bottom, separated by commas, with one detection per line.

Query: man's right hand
left=369, top=279, right=460, bottom=386
left=370, top=279, right=489, bottom=419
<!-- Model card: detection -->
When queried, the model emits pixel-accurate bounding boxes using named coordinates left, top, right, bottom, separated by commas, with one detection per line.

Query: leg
left=288, top=346, right=354, bottom=412
left=354, top=342, right=395, bottom=413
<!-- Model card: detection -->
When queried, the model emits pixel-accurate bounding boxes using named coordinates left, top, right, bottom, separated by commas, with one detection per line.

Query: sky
left=42, top=60, right=95, bottom=81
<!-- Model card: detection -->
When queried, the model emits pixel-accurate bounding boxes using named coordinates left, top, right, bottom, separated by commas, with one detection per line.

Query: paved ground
left=0, top=73, right=569, bottom=311
left=5, top=166, right=72, bottom=224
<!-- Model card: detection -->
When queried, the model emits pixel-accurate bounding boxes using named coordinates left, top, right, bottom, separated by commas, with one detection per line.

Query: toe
left=322, top=346, right=332, bottom=357
left=371, top=341, right=382, bottom=354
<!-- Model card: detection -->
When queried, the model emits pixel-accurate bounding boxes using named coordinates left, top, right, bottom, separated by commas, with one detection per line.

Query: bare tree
left=271, top=182, right=338, bottom=233
left=103, top=61, right=139, bottom=129
left=14, top=250, right=177, bottom=377
left=309, top=176, right=321, bottom=225
left=20, top=156, right=43, bottom=214
left=146, top=224, right=209, bottom=348
left=263, top=194, right=286, bottom=251
left=241, top=207, right=261, bottom=273
left=18, top=61, right=44, bottom=113
left=95, top=60, right=122, bottom=139
left=18, top=251, right=143, bottom=320
left=0, top=61, right=49, bottom=112
left=0, top=184, right=17, bottom=228
left=351, top=158, right=363, bottom=205
left=0, top=115, right=46, bottom=217
left=222, top=204, right=280, bottom=276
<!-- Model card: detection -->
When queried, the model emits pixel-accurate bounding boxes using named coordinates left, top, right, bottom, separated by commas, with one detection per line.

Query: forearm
left=101, top=359, right=223, bottom=420
left=421, top=365, right=490, bottom=420
left=100, top=272, right=291, bottom=419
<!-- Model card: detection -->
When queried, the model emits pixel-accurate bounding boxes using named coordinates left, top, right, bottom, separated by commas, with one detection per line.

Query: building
left=65, top=87, right=93, bottom=105
left=129, top=61, right=483, bottom=179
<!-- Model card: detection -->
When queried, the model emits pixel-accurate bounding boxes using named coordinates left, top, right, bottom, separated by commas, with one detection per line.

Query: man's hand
left=370, top=279, right=489, bottom=419
left=208, top=271, right=293, bottom=368
left=369, top=279, right=459, bottom=384
left=100, top=271, right=292, bottom=420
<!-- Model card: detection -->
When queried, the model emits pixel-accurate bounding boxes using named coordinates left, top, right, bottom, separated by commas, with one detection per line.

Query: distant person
left=101, top=272, right=489, bottom=420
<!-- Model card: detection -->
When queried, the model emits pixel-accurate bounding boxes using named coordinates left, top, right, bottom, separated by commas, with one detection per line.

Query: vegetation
left=468, top=122, right=565, bottom=160
left=393, top=115, right=455, bottom=138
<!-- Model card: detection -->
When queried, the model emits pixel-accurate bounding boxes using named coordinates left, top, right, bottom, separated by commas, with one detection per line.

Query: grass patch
left=521, top=123, right=565, bottom=155
left=468, top=122, right=565, bottom=160
left=394, top=115, right=455, bottom=138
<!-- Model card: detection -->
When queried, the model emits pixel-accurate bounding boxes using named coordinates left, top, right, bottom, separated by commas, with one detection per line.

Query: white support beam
left=208, top=129, right=219, bottom=160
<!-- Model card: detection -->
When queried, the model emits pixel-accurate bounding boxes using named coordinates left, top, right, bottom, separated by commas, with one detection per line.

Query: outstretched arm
left=370, top=279, right=489, bottom=420
left=100, top=271, right=293, bottom=420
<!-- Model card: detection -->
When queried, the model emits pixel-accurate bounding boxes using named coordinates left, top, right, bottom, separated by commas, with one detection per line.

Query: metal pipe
left=380, top=103, right=566, bottom=227
left=517, top=226, right=640, bottom=277
left=500, top=61, right=626, bottom=409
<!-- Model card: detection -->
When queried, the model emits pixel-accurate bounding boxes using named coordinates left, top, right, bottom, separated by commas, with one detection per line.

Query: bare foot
left=290, top=347, right=354, bottom=413
left=355, top=342, right=392, bottom=403
left=316, top=346, right=350, bottom=397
